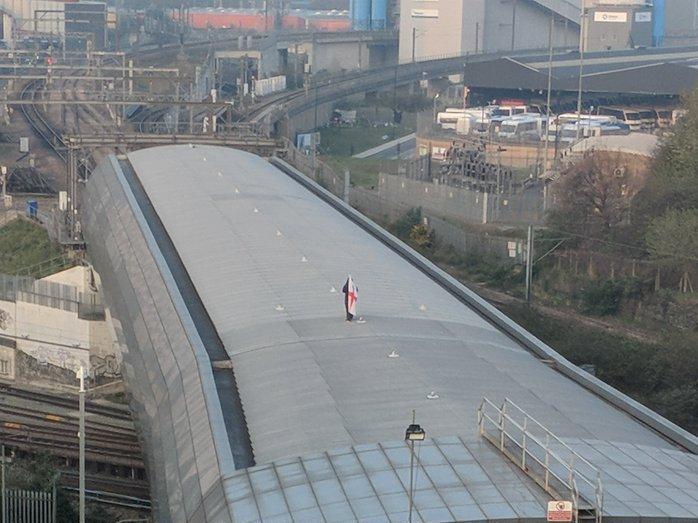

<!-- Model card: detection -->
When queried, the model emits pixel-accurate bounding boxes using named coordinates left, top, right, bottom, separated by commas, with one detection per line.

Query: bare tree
left=548, top=152, right=646, bottom=243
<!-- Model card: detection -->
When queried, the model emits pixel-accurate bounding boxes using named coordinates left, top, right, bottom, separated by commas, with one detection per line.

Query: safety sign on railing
left=547, top=501, right=573, bottom=522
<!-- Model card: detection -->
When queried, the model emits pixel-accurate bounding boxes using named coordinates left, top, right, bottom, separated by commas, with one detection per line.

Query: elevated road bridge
left=248, top=45, right=698, bottom=136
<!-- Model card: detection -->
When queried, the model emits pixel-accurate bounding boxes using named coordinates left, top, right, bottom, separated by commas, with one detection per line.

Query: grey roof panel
left=119, top=145, right=698, bottom=521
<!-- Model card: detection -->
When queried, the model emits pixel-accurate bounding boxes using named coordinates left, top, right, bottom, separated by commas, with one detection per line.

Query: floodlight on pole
left=432, top=93, right=440, bottom=124
left=405, top=411, right=425, bottom=523
left=405, top=423, right=426, bottom=441
left=76, top=365, right=87, bottom=523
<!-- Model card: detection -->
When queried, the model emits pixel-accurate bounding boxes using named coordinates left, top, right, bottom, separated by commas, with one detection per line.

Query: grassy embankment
left=318, top=125, right=411, bottom=188
left=0, top=219, right=63, bottom=276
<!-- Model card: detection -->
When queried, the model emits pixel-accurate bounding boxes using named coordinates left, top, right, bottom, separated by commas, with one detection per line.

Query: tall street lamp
left=405, top=411, right=425, bottom=523
left=433, top=93, right=440, bottom=124
left=76, top=366, right=87, bottom=523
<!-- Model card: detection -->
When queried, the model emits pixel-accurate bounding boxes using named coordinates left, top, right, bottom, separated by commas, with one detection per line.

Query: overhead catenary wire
left=540, top=226, right=698, bottom=263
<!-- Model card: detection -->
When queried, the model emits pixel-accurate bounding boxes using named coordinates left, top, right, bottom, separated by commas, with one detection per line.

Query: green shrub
left=580, top=279, right=625, bottom=316
left=392, top=208, right=422, bottom=239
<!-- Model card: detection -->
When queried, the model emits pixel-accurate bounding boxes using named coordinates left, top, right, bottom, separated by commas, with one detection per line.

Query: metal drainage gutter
left=270, top=156, right=698, bottom=455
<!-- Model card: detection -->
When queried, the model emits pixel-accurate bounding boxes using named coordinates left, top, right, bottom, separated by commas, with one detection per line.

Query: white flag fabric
left=343, top=276, right=358, bottom=317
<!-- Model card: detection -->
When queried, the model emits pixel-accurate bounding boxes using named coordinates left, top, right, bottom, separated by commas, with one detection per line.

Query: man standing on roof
left=342, top=275, right=358, bottom=322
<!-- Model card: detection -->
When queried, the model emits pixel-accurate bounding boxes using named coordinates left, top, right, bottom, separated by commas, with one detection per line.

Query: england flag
left=342, top=276, right=358, bottom=321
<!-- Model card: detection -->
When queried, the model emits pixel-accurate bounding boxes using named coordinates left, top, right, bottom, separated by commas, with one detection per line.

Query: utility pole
left=78, top=366, right=86, bottom=523
left=576, top=1, right=585, bottom=139
left=525, top=225, right=534, bottom=302
left=1, top=444, right=6, bottom=523
left=412, top=27, right=416, bottom=62
left=0, top=166, right=6, bottom=201
left=404, top=411, right=425, bottom=523
left=511, top=0, right=518, bottom=51
left=542, top=14, right=554, bottom=178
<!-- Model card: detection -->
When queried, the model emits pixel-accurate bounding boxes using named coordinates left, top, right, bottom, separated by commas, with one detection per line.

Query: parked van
left=436, top=112, right=462, bottom=130
left=455, top=115, right=476, bottom=135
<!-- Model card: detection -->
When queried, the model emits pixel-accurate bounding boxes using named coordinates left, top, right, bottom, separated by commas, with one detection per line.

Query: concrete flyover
left=250, top=45, right=698, bottom=137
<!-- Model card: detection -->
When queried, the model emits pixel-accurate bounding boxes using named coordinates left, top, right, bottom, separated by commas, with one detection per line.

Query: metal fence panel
left=3, top=488, right=55, bottom=523
left=0, top=273, right=102, bottom=315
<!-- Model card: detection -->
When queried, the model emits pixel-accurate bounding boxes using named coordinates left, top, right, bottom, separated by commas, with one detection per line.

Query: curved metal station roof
left=85, top=145, right=698, bottom=522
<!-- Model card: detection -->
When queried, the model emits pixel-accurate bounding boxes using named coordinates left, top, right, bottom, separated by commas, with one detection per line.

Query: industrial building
left=584, top=0, right=654, bottom=51
left=0, top=0, right=107, bottom=48
left=399, top=0, right=580, bottom=62
left=399, top=0, right=698, bottom=62
left=83, top=145, right=698, bottom=522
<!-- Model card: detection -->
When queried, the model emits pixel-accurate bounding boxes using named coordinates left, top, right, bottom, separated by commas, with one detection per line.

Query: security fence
left=283, top=139, right=346, bottom=198
left=376, top=173, right=545, bottom=226
left=2, top=488, right=57, bottom=523
left=0, top=273, right=104, bottom=319
left=548, top=249, right=698, bottom=294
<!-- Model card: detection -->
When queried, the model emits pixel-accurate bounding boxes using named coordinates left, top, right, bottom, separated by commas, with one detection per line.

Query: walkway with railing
left=477, top=397, right=603, bottom=522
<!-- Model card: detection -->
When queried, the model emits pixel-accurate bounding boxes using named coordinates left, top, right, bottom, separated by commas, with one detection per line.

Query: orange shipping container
left=185, top=12, right=274, bottom=31
left=307, top=18, right=351, bottom=32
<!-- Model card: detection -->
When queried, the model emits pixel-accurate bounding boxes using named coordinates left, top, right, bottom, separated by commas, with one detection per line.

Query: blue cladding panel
left=371, top=0, right=387, bottom=29
left=653, top=0, right=665, bottom=46
left=352, top=0, right=371, bottom=30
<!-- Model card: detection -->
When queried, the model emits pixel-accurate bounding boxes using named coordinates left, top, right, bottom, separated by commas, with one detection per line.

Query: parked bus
left=557, top=113, right=618, bottom=125
left=638, top=109, right=658, bottom=130
left=544, top=121, right=630, bottom=144
left=498, top=115, right=548, bottom=140
left=654, top=109, right=673, bottom=128
left=597, top=107, right=643, bottom=131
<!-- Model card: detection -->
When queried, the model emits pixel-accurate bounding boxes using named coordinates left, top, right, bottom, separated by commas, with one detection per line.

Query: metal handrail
left=503, top=398, right=600, bottom=475
left=477, top=396, right=603, bottom=521
left=479, top=398, right=598, bottom=493
left=478, top=400, right=588, bottom=490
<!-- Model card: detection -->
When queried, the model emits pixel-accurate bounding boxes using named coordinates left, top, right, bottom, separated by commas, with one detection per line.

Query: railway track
left=0, top=384, right=132, bottom=420
left=61, top=471, right=150, bottom=502
left=19, top=80, right=67, bottom=163
left=0, top=383, right=146, bottom=495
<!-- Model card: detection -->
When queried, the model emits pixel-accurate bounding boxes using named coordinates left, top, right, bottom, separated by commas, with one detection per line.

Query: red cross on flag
left=342, top=276, right=358, bottom=321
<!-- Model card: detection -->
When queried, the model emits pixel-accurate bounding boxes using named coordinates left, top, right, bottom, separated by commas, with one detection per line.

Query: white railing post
left=544, top=434, right=550, bottom=491
left=596, top=471, right=603, bottom=523
left=521, top=417, right=528, bottom=469
left=499, top=402, right=507, bottom=451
